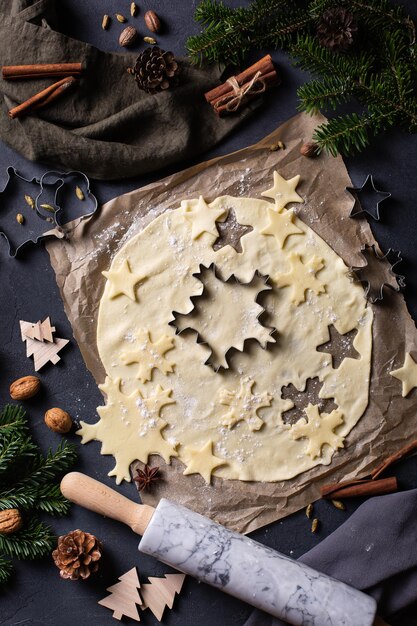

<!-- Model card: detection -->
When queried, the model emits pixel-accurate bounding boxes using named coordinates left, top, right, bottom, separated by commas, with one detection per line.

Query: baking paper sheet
left=46, top=112, right=417, bottom=533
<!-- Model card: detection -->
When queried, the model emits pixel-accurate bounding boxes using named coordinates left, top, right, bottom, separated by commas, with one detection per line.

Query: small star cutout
left=213, top=208, right=253, bottom=253
left=347, top=175, right=391, bottom=221
left=390, top=353, right=417, bottom=397
left=102, top=259, right=146, bottom=301
left=182, top=440, right=226, bottom=484
left=261, top=171, right=303, bottom=210
left=317, top=325, right=360, bottom=369
left=261, top=208, right=303, bottom=249
left=183, top=196, right=226, bottom=240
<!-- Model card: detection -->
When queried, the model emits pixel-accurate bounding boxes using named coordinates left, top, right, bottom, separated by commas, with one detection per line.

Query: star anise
left=134, top=464, right=160, bottom=491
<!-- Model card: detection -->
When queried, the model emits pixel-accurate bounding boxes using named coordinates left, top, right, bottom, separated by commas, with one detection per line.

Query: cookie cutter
left=170, top=263, right=276, bottom=371
left=347, top=174, right=391, bottom=221
left=0, top=166, right=64, bottom=257
left=349, top=244, right=405, bottom=303
left=36, top=170, right=98, bottom=229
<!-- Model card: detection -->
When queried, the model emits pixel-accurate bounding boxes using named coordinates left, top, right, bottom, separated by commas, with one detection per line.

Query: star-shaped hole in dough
left=290, top=403, right=344, bottom=459
left=219, top=376, right=273, bottom=431
left=390, top=352, right=417, bottom=397
left=121, top=329, right=175, bottom=383
left=213, top=208, right=253, bottom=253
left=273, top=252, right=326, bottom=305
left=171, top=265, right=276, bottom=370
left=261, top=171, right=303, bottom=210
left=261, top=208, right=303, bottom=249
left=316, top=325, right=360, bottom=369
left=182, top=196, right=226, bottom=240
left=102, top=259, right=146, bottom=301
left=77, top=378, right=177, bottom=483
left=182, top=440, right=227, bottom=484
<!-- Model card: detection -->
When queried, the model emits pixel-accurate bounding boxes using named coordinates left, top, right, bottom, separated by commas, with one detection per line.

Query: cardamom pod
left=16, top=213, right=24, bottom=224
left=144, top=36, right=157, bottom=44
left=24, top=194, right=35, bottom=209
left=311, top=518, right=319, bottom=533
left=331, top=499, right=345, bottom=510
left=102, top=14, right=110, bottom=30
left=115, top=13, right=127, bottom=23
left=75, top=186, right=85, bottom=201
left=305, top=503, right=313, bottom=519
left=131, top=2, right=138, bottom=17
left=269, top=141, right=285, bottom=151
left=40, top=203, right=56, bottom=213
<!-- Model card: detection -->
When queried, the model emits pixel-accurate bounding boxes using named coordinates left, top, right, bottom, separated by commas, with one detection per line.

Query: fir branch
left=0, top=555, right=12, bottom=585
left=312, top=111, right=392, bottom=155
left=297, top=77, right=354, bottom=114
left=0, top=518, right=55, bottom=560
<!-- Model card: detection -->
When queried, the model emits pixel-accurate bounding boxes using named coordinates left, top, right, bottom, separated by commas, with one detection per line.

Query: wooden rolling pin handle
left=60, top=472, right=155, bottom=535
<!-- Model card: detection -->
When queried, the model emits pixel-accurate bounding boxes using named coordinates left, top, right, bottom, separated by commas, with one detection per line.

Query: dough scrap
left=390, top=352, right=417, bottom=397
left=121, top=329, right=175, bottom=383
left=182, top=440, right=227, bottom=484
left=274, top=252, right=325, bottom=305
left=219, top=376, right=273, bottom=431
left=102, top=259, right=145, bottom=301
left=182, top=195, right=226, bottom=240
left=261, top=207, right=303, bottom=249
left=77, top=378, right=177, bottom=483
left=90, top=171, right=373, bottom=483
left=261, top=171, right=303, bottom=210
left=290, top=403, right=345, bottom=459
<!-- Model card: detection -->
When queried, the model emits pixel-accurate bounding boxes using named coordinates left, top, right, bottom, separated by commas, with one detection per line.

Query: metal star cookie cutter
left=349, top=244, right=405, bottom=303
left=170, top=263, right=277, bottom=371
left=347, top=174, right=391, bottom=221
left=0, top=166, right=64, bottom=257
left=36, top=170, right=98, bottom=230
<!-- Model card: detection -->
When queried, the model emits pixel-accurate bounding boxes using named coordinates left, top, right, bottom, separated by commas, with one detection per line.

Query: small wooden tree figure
left=20, top=318, right=69, bottom=371
left=98, top=567, right=142, bottom=621
left=140, top=573, right=186, bottom=621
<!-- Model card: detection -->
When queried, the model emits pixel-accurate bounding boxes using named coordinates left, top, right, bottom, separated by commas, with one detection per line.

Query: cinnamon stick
left=214, top=70, right=280, bottom=117
left=204, top=54, right=276, bottom=103
left=2, top=63, right=83, bottom=80
left=321, top=476, right=398, bottom=500
left=8, top=76, right=78, bottom=119
left=371, top=439, right=417, bottom=480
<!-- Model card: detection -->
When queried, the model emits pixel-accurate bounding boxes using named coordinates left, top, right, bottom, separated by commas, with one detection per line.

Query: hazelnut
left=10, top=375, right=41, bottom=400
left=45, top=408, right=73, bottom=434
left=144, top=10, right=161, bottom=33
left=300, top=142, right=320, bottom=158
left=119, top=25, right=138, bottom=47
left=0, top=509, right=23, bottom=535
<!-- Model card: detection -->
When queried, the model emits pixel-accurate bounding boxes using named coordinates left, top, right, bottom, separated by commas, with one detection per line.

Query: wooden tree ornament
left=98, top=567, right=143, bottom=622
left=20, top=318, right=69, bottom=371
left=140, top=573, right=186, bottom=621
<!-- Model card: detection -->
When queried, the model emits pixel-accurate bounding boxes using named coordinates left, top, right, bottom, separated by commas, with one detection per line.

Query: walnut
left=10, top=375, right=41, bottom=400
left=45, top=408, right=73, bottom=434
left=0, top=509, right=23, bottom=535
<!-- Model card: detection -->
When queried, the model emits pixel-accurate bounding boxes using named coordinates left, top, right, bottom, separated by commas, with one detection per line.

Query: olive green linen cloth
left=0, top=0, right=255, bottom=179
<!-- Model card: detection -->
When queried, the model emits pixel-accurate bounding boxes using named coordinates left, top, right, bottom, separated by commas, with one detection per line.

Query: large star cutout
left=183, top=196, right=226, bottom=240
left=102, top=259, right=146, bottom=301
left=390, top=353, right=417, bottom=397
left=213, top=208, right=253, bottom=253
left=347, top=175, right=391, bottom=221
left=261, top=171, right=303, bottom=210
left=261, top=208, right=303, bottom=249
left=182, top=440, right=226, bottom=484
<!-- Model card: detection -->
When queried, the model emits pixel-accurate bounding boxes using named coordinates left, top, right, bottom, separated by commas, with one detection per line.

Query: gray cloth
left=244, top=490, right=417, bottom=625
left=0, top=0, right=256, bottom=179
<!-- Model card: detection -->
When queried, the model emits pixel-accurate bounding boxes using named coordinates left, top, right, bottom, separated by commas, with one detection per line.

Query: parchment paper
left=46, top=112, right=417, bottom=533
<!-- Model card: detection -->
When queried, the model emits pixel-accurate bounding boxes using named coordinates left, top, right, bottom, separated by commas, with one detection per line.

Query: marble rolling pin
left=61, top=472, right=377, bottom=626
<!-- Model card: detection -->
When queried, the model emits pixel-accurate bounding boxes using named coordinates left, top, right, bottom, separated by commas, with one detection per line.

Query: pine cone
left=52, top=529, right=102, bottom=581
left=317, top=7, right=358, bottom=52
left=128, top=46, right=180, bottom=94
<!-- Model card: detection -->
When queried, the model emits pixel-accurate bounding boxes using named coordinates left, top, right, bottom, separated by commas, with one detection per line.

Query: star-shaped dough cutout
left=261, top=171, right=303, bottom=210
left=219, top=376, right=272, bottom=431
left=290, top=403, right=344, bottom=459
left=274, top=253, right=325, bottom=304
left=122, top=329, right=175, bottom=383
left=261, top=208, right=303, bottom=249
left=390, top=353, right=417, bottom=397
left=102, top=259, right=146, bottom=301
left=182, top=440, right=226, bottom=484
left=183, top=196, right=226, bottom=240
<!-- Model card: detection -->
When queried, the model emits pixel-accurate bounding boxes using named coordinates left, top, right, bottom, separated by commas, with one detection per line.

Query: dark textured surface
left=1, top=1, right=417, bottom=625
